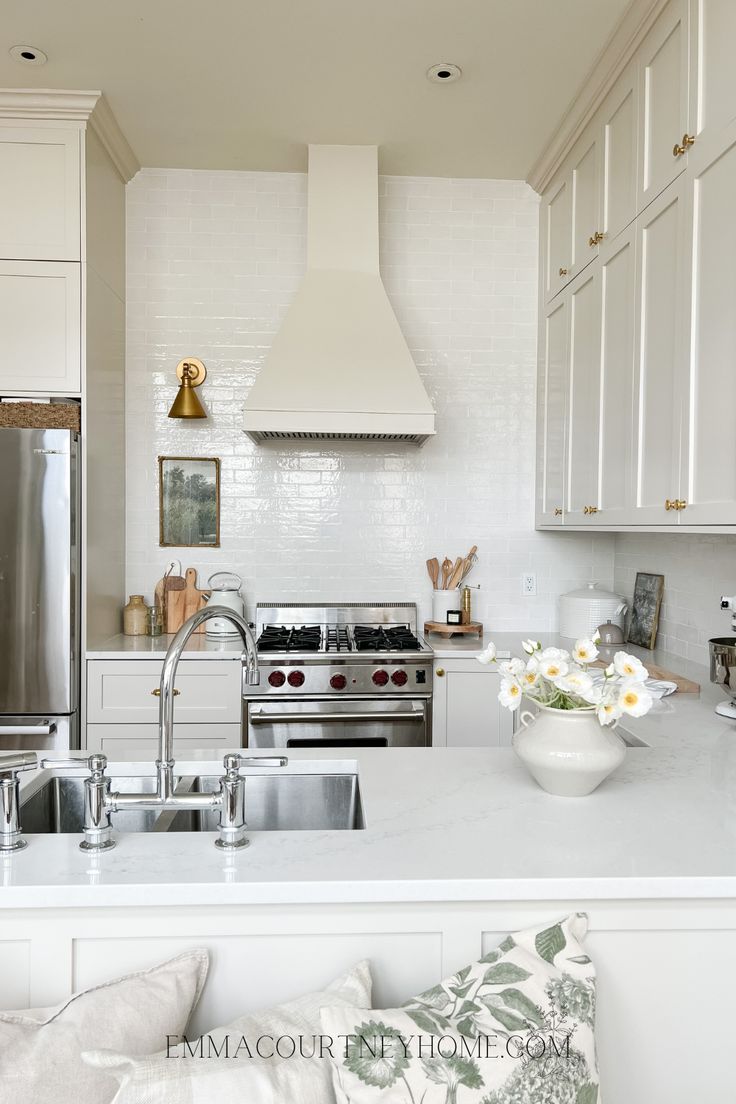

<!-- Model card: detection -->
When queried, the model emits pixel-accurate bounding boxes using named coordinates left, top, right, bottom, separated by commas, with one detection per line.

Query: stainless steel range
left=244, top=603, right=433, bottom=748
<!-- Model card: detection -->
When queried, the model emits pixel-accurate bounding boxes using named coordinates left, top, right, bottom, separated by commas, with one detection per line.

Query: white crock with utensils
left=205, top=572, right=244, bottom=636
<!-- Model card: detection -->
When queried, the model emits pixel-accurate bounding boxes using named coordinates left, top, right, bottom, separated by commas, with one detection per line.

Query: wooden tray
left=591, top=659, right=700, bottom=694
left=424, top=620, right=483, bottom=638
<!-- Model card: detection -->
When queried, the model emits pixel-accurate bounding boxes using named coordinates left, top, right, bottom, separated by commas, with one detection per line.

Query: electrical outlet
left=522, top=572, right=537, bottom=596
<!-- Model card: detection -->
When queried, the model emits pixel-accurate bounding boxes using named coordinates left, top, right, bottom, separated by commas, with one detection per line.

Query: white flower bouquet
left=477, top=638, right=653, bottom=726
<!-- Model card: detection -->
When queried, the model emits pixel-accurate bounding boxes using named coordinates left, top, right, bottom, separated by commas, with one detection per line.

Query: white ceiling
left=0, top=0, right=632, bottom=178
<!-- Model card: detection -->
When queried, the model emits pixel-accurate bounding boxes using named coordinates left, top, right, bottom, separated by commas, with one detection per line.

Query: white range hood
left=243, top=145, right=436, bottom=444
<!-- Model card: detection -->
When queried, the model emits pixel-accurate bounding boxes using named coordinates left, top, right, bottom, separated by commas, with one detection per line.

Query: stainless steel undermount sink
left=20, top=772, right=364, bottom=834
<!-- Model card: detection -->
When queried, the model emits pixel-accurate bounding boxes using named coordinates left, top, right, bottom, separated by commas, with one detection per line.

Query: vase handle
left=519, top=710, right=536, bottom=730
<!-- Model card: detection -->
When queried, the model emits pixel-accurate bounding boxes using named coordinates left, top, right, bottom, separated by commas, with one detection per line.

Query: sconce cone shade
left=168, top=361, right=207, bottom=419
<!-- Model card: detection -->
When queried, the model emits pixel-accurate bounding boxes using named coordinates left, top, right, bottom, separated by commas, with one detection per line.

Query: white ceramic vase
left=512, top=703, right=626, bottom=797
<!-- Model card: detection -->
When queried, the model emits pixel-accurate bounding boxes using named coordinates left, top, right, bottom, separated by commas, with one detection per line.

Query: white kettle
left=205, top=572, right=245, bottom=636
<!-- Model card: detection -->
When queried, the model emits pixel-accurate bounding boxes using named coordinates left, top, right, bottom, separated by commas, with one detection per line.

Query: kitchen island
left=2, top=744, right=735, bottom=1103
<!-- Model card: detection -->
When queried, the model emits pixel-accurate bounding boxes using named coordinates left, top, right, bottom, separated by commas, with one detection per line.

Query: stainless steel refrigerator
left=0, top=427, right=79, bottom=750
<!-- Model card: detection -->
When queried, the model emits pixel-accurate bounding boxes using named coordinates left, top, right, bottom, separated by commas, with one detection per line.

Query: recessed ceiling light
left=427, top=63, right=462, bottom=84
left=9, top=45, right=48, bottom=66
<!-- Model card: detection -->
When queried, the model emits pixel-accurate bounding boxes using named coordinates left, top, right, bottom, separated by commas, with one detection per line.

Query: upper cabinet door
left=543, top=175, right=573, bottom=301
left=0, top=261, right=81, bottom=394
left=679, top=118, right=736, bottom=523
left=638, top=0, right=691, bottom=210
left=0, top=126, right=81, bottom=261
left=537, top=295, right=569, bottom=524
left=569, top=130, right=601, bottom=278
left=565, top=265, right=602, bottom=523
left=690, top=0, right=736, bottom=144
left=601, top=63, right=639, bottom=244
left=632, top=177, right=690, bottom=524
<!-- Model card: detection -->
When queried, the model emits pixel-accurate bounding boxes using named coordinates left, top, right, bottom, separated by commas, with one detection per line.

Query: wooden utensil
left=164, top=573, right=187, bottom=634
left=441, top=558, right=453, bottom=589
left=426, top=558, right=440, bottom=589
left=447, top=557, right=465, bottom=590
left=182, top=567, right=210, bottom=633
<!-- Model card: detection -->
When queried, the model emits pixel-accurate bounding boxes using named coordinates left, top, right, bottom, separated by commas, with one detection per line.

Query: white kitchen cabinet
left=690, top=0, right=736, bottom=146
left=638, top=0, right=691, bottom=210
left=542, top=175, right=573, bottom=301
left=565, top=264, right=602, bottom=523
left=432, top=660, right=513, bottom=748
left=0, top=125, right=81, bottom=261
left=632, top=176, right=690, bottom=523
left=536, top=295, right=568, bottom=524
left=86, top=724, right=242, bottom=757
left=86, top=660, right=243, bottom=726
left=600, top=62, right=639, bottom=244
left=569, top=130, right=601, bottom=278
left=678, top=117, right=736, bottom=523
left=0, top=261, right=81, bottom=394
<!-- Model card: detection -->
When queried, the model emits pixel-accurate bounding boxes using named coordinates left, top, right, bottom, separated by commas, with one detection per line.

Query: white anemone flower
left=539, top=647, right=568, bottom=663
left=597, top=696, right=622, bottom=725
left=556, top=670, right=594, bottom=696
left=500, top=657, right=525, bottom=678
left=521, top=639, right=541, bottom=655
left=498, top=677, right=523, bottom=711
left=582, top=683, right=603, bottom=706
left=476, top=642, right=497, bottom=666
left=618, top=681, right=653, bottom=718
left=521, top=667, right=541, bottom=689
left=572, top=638, right=599, bottom=664
left=539, top=657, right=569, bottom=682
left=613, top=652, right=649, bottom=682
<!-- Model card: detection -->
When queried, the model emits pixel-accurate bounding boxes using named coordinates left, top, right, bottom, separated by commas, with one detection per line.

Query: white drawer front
left=86, top=723, right=242, bottom=757
left=87, top=660, right=242, bottom=724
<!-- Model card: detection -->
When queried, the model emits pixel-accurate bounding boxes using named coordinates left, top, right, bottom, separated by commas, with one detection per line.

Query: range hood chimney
left=243, top=145, right=436, bottom=444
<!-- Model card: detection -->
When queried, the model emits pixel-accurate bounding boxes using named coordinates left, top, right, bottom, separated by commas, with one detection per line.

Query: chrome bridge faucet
left=0, top=607, right=286, bottom=853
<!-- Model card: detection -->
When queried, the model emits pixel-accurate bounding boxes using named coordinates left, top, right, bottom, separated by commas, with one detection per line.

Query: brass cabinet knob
left=673, top=134, right=695, bottom=157
left=558, top=267, right=568, bottom=276
left=554, top=507, right=563, bottom=516
left=151, top=688, right=181, bottom=696
left=435, top=668, right=445, bottom=678
left=583, top=505, right=599, bottom=515
left=676, top=499, right=687, bottom=510
left=588, top=231, right=604, bottom=247
left=665, top=499, right=687, bottom=511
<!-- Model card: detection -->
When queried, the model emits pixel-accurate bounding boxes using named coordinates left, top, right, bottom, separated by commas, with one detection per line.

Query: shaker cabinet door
left=600, top=63, right=639, bottom=244
left=565, top=265, right=602, bottom=524
left=433, top=661, right=512, bottom=748
left=638, top=0, right=691, bottom=210
left=0, top=125, right=81, bottom=261
left=679, top=119, right=736, bottom=523
left=537, top=295, right=569, bottom=525
left=543, top=176, right=573, bottom=300
left=632, top=177, right=690, bottom=524
left=570, top=131, right=601, bottom=278
left=690, top=0, right=736, bottom=146
left=0, top=261, right=81, bottom=394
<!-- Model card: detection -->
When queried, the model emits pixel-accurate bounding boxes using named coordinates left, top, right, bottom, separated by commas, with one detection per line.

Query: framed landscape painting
left=159, top=456, right=220, bottom=547
left=627, top=571, right=664, bottom=649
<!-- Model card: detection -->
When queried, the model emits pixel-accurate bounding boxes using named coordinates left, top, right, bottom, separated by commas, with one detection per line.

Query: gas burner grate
left=326, top=625, right=351, bottom=652
left=353, top=625, right=423, bottom=652
left=257, top=625, right=323, bottom=653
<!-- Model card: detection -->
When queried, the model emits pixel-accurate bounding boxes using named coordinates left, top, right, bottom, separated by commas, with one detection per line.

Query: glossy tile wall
left=614, top=533, right=736, bottom=666
left=126, top=168, right=614, bottom=629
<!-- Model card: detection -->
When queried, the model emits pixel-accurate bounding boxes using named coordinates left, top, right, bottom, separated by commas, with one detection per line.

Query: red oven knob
left=372, top=669, right=389, bottom=687
left=330, top=673, right=347, bottom=690
left=287, top=670, right=305, bottom=688
left=391, top=668, right=408, bottom=687
left=268, top=670, right=286, bottom=688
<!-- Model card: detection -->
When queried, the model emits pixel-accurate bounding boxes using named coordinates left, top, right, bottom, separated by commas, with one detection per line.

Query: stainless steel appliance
left=0, top=427, right=79, bottom=751
left=245, top=603, right=433, bottom=748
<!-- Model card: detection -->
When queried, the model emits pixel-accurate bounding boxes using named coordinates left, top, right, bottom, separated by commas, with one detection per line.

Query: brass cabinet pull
left=554, top=507, right=563, bottom=516
left=436, top=668, right=445, bottom=678
left=558, top=267, right=568, bottom=276
left=151, top=688, right=181, bottom=696
left=583, top=505, right=599, bottom=515
left=588, top=231, right=604, bottom=247
left=673, top=134, right=695, bottom=157
left=665, top=499, right=687, bottom=511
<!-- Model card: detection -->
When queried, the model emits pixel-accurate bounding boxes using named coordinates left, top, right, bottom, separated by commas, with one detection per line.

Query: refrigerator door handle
left=0, top=723, right=57, bottom=736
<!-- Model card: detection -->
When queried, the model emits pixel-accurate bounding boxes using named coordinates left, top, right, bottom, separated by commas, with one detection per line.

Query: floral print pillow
left=321, top=913, right=599, bottom=1104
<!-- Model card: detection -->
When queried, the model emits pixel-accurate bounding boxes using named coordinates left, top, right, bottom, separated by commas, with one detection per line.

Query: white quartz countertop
left=4, top=741, right=736, bottom=910
left=86, top=633, right=245, bottom=659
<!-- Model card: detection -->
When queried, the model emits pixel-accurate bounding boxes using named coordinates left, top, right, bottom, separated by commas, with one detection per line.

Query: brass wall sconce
left=168, top=358, right=207, bottom=419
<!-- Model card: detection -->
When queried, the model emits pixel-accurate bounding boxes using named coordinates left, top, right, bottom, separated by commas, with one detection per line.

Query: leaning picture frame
left=627, top=571, right=664, bottom=650
left=158, top=456, right=220, bottom=547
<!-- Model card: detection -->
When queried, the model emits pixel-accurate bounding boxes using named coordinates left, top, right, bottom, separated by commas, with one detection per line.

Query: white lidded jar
left=558, top=582, right=627, bottom=640
left=205, top=572, right=244, bottom=636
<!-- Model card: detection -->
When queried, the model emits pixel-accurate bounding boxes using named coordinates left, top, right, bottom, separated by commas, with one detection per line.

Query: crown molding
left=0, top=88, right=139, bottom=181
left=526, top=0, right=670, bottom=194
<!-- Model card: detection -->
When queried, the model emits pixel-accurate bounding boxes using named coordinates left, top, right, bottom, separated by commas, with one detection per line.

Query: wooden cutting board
left=164, top=574, right=187, bottom=634
left=181, top=567, right=210, bottom=633
left=591, top=658, right=700, bottom=694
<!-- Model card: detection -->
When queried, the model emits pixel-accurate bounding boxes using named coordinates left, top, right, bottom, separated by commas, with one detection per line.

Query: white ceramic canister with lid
left=558, top=582, right=627, bottom=640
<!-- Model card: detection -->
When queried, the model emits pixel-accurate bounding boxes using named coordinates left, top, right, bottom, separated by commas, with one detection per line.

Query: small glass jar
left=123, top=594, right=148, bottom=636
left=147, top=604, right=163, bottom=637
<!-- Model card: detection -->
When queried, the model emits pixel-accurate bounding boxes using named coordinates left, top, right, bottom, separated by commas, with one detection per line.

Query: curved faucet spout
left=157, top=607, right=259, bottom=788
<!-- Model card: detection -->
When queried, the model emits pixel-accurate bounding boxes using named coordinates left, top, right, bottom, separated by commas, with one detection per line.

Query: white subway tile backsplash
left=126, top=168, right=614, bottom=629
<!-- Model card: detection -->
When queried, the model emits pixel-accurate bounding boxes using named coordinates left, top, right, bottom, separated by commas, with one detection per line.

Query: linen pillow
left=84, top=959, right=372, bottom=1104
left=321, top=914, right=599, bottom=1104
left=0, top=948, right=208, bottom=1104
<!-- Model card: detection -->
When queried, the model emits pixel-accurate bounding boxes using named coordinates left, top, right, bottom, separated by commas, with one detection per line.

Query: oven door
left=246, top=698, right=430, bottom=749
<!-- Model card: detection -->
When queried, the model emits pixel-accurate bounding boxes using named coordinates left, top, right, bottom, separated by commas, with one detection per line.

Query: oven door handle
left=249, top=709, right=425, bottom=725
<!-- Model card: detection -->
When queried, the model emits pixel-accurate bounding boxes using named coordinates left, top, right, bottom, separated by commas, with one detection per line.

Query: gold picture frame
left=158, top=456, right=220, bottom=548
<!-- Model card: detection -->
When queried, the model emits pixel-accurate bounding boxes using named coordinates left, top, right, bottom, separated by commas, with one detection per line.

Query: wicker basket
left=0, top=401, right=80, bottom=432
